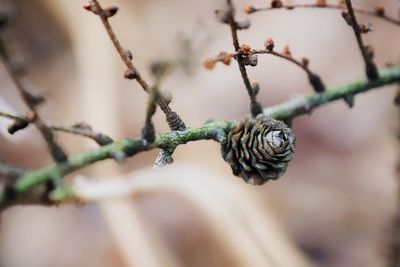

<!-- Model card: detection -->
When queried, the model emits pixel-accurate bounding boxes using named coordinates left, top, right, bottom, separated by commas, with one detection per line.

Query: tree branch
left=245, top=2, right=400, bottom=27
left=1, top=66, right=399, bottom=210
left=222, top=0, right=263, bottom=116
left=343, top=0, right=379, bottom=80
left=0, top=37, right=68, bottom=163
left=84, top=0, right=186, bottom=131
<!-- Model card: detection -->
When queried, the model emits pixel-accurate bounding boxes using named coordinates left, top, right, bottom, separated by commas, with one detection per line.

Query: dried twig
left=205, top=41, right=326, bottom=93
left=84, top=0, right=186, bottom=132
left=50, top=123, right=114, bottom=146
left=216, top=0, right=263, bottom=117
left=343, top=0, right=379, bottom=80
left=245, top=2, right=400, bottom=27
left=0, top=111, right=113, bottom=146
left=388, top=85, right=400, bottom=267
left=0, top=36, right=68, bottom=163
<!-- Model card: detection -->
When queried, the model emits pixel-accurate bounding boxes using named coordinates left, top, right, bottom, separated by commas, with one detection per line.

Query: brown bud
left=8, top=119, right=29, bottom=134
left=374, top=4, right=385, bottom=17
left=271, top=0, right=283, bottom=8
left=264, top=38, right=275, bottom=51
left=244, top=5, right=257, bottom=14
left=83, top=2, right=100, bottom=14
left=240, top=44, right=251, bottom=55
left=282, top=45, right=291, bottom=57
left=286, top=4, right=295, bottom=10
left=359, top=23, right=373, bottom=34
left=125, top=50, right=133, bottom=60
left=236, top=19, right=251, bottom=30
left=220, top=52, right=232, bottom=65
left=124, top=69, right=137, bottom=79
left=26, top=111, right=37, bottom=122
left=316, top=0, right=327, bottom=7
left=104, top=5, right=119, bottom=18
left=341, top=10, right=352, bottom=26
left=103, top=5, right=119, bottom=18
left=301, top=57, right=309, bottom=68
left=203, top=58, right=215, bottom=70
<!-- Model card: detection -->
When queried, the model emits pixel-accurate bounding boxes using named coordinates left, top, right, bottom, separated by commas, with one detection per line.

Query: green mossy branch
left=1, top=67, right=400, bottom=209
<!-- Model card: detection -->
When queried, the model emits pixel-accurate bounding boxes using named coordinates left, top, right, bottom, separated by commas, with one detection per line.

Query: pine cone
left=222, top=116, right=295, bottom=185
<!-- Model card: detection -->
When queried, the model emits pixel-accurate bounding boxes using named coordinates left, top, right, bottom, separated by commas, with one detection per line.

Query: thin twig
left=142, top=84, right=159, bottom=144
left=0, top=110, right=26, bottom=121
left=388, top=85, right=400, bottom=267
left=205, top=45, right=326, bottom=93
left=344, top=0, right=379, bottom=80
left=245, top=3, right=400, bottom=27
left=224, top=0, right=263, bottom=117
left=1, top=66, right=399, bottom=209
left=49, top=123, right=114, bottom=146
left=84, top=0, right=186, bottom=132
left=0, top=38, right=68, bottom=163
left=0, top=111, right=113, bottom=146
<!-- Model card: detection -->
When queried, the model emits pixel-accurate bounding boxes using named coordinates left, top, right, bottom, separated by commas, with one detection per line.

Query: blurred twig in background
left=388, top=85, right=400, bottom=267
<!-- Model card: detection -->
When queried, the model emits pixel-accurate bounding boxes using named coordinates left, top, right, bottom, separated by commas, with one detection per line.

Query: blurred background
left=0, top=0, right=399, bottom=266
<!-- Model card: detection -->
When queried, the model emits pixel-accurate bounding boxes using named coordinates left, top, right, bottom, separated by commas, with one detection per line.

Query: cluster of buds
left=342, top=10, right=373, bottom=34
left=239, top=44, right=258, bottom=67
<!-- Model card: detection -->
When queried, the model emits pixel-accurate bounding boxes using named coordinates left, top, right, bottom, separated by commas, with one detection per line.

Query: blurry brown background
left=0, top=0, right=399, bottom=267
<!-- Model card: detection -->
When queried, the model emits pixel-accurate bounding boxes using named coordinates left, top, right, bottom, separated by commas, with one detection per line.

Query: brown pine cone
left=222, top=115, right=295, bottom=185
